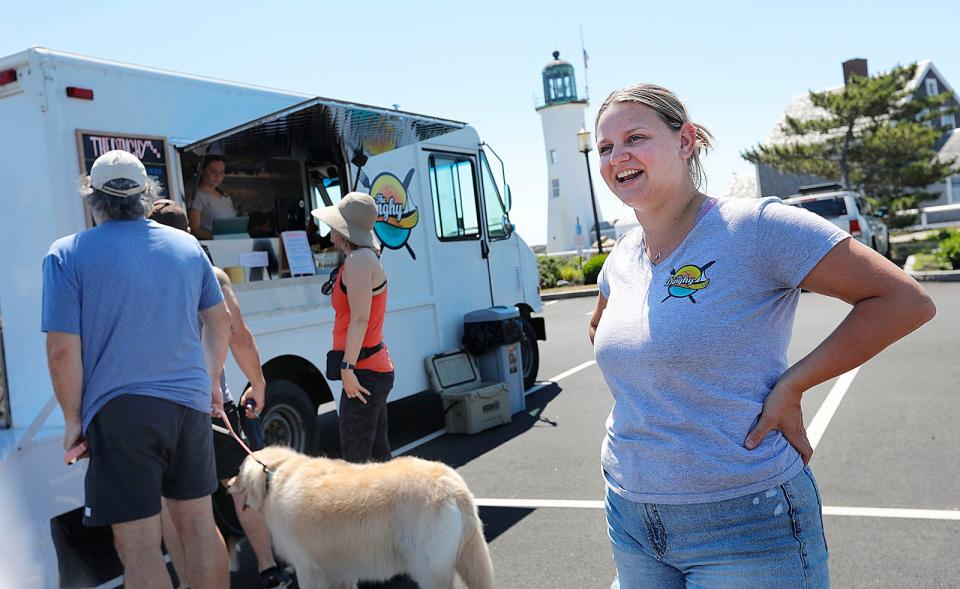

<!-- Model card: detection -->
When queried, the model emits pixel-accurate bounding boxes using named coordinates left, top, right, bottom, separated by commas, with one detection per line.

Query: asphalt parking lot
left=230, top=282, right=959, bottom=589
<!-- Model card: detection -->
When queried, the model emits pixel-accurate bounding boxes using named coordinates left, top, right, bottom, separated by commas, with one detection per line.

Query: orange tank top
left=331, top=269, right=393, bottom=373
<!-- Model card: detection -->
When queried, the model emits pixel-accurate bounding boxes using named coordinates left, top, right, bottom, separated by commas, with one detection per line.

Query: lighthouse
left=536, top=51, right=603, bottom=253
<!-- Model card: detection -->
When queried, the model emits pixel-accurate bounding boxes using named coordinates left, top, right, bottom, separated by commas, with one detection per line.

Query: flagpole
left=580, top=25, right=589, bottom=102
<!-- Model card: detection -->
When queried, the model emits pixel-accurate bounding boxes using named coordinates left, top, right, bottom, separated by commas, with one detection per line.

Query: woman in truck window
left=189, top=155, right=237, bottom=240
left=588, top=82, right=936, bottom=588
left=312, top=192, right=395, bottom=462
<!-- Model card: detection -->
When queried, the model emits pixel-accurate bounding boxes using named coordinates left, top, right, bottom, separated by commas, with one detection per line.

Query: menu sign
left=76, top=130, right=172, bottom=198
left=280, top=231, right=317, bottom=276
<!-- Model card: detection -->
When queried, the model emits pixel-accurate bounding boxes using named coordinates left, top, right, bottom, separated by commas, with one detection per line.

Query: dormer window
left=926, top=78, right=939, bottom=96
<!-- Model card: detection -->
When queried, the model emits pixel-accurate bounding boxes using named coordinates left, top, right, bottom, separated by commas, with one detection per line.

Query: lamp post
left=577, top=128, right=603, bottom=254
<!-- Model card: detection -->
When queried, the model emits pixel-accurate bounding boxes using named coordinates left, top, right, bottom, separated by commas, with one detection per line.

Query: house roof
left=766, top=59, right=952, bottom=146
left=937, top=128, right=960, bottom=165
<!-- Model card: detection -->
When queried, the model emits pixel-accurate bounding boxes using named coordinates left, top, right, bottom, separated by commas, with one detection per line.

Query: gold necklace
left=643, top=194, right=703, bottom=265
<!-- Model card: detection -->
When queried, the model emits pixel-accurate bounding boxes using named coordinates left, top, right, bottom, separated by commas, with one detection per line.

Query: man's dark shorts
left=83, top=394, right=217, bottom=527
left=212, top=401, right=249, bottom=481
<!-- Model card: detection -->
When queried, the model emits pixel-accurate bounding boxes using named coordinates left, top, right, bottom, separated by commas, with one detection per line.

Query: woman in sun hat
left=313, top=192, right=395, bottom=462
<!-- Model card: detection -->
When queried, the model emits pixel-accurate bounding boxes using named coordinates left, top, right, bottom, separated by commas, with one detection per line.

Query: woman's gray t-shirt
left=595, top=196, right=849, bottom=504
left=192, top=188, right=237, bottom=234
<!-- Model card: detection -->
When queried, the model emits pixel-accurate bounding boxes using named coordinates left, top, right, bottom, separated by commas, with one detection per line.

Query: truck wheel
left=261, top=379, right=318, bottom=454
left=520, top=318, right=540, bottom=390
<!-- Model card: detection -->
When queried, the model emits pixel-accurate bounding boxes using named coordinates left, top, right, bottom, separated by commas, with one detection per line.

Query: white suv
left=783, top=189, right=890, bottom=257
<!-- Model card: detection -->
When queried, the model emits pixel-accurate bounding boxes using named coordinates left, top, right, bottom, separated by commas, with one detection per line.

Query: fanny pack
left=325, top=342, right=385, bottom=380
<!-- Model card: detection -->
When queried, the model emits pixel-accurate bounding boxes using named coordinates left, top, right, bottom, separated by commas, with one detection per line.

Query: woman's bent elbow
left=917, top=293, right=937, bottom=326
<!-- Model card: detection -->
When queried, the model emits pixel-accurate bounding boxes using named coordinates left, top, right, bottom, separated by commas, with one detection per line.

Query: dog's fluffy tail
left=454, top=489, right=495, bottom=589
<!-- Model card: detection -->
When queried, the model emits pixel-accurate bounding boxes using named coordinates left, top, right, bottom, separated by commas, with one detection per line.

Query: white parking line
left=476, top=498, right=604, bottom=509
left=525, top=382, right=549, bottom=396
left=550, top=360, right=597, bottom=382
left=544, top=300, right=558, bottom=307
left=807, top=366, right=861, bottom=450
left=822, top=506, right=960, bottom=521
left=395, top=361, right=598, bottom=456
left=392, top=429, right=446, bottom=457
left=474, top=498, right=960, bottom=521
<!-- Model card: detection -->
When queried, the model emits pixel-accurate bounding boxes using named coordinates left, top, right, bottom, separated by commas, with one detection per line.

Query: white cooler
left=425, top=350, right=511, bottom=435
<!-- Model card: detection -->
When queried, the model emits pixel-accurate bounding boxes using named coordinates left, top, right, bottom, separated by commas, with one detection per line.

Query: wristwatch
left=340, top=361, right=356, bottom=371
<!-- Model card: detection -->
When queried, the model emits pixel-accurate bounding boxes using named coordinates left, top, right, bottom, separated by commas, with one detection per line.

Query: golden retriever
left=230, top=446, right=495, bottom=589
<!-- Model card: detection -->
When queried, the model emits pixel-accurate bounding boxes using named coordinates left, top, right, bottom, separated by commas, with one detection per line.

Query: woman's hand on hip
left=744, top=381, right=813, bottom=465
left=342, top=370, right=371, bottom=404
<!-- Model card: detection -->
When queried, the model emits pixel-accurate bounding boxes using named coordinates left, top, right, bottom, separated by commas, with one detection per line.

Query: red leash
left=218, top=404, right=272, bottom=473
left=219, top=409, right=259, bottom=457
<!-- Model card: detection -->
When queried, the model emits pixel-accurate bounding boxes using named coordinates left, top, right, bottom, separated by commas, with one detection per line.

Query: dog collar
left=263, top=465, right=274, bottom=496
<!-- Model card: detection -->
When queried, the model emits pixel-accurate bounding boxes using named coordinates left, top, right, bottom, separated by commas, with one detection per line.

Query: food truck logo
left=361, top=168, right=419, bottom=259
left=661, top=260, right=715, bottom=303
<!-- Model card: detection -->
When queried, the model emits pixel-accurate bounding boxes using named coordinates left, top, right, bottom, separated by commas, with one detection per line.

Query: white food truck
left=0, top=47, right=545, bottom=587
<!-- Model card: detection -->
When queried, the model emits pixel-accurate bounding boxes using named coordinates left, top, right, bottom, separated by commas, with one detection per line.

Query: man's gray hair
left=80, top=176, right=159, bottom=220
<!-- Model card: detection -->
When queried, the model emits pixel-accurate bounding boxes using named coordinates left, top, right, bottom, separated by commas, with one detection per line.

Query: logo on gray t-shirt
left=662, top=260, right=716, bottom=303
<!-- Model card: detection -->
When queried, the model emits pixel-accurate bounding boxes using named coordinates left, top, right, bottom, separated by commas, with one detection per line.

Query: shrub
left=559, top=265, right=584, bottom=285
left=935, top=228, right=959, bottom=241
left=537, top=256, right=558, bottom=288
left=537, top=255, right=581, bottom=288
left=890, top=238, right=940, bottom=266
left=889, top=212, right=917, bottom=230
left=936, top=231, right=960, bottom=270
left=582, top=253, right=609, bottom=285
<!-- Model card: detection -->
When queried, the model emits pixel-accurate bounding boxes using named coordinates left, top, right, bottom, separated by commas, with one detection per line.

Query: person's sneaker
left=259, top=565, right=293, bottom=589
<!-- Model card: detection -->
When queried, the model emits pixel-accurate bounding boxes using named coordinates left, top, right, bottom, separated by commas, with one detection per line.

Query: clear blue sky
left=5, top=0, right=957, bottom=245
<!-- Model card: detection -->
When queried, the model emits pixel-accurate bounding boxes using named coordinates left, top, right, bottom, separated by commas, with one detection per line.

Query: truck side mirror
left=504, top=185, right=513, bottom=212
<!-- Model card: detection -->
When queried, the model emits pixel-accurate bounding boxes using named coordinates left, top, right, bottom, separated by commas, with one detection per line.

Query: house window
left=550, top=149, right=558, bottom=165
left=942, top=112, right=957, bottom=129
left=551, top=178, right=560, bottom=199
left=926, top=78, right=939, bottom=96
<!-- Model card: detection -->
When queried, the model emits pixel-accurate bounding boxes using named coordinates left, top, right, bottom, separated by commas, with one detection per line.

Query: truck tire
left=520, top=318, right=540, bottom=390
left=260, top=379, right=318, bottom=454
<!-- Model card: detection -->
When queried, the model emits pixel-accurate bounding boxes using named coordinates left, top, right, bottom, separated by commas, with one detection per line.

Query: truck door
left=424, top=150, right=496, bottom=311
left=477, top=149, right=522, bottom=307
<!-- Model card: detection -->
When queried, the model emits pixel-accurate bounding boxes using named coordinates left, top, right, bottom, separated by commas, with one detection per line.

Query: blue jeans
left=607, top=467, right=829, bottom=588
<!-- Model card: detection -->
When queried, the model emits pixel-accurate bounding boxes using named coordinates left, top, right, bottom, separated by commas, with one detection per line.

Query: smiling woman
left=596, top=84, right=713, bottom=203
left=588, top=82, right=936, bottom=589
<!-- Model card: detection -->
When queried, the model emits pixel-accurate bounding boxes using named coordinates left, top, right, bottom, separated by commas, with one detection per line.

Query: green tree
left=742, top=63, right=958, bottom=213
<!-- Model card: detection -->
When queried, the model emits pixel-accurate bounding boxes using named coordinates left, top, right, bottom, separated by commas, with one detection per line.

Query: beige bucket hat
left=311, top=192, right=379, bottom=249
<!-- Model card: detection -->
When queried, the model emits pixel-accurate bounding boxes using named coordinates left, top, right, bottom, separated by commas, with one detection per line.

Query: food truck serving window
left=179, top=97, right=466, bottom=280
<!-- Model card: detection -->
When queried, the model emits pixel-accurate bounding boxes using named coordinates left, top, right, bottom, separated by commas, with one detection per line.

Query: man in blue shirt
left=43, top=150, right=232, bottom=589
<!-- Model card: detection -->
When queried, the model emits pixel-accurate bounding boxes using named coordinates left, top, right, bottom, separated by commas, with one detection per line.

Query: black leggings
left=338, top=370, right=395, bottom=462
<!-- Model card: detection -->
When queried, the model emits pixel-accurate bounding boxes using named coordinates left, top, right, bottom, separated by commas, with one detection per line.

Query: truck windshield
left=794, top=197, right=847, bottom=217
left=479, top=151, right=510, bottom=240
